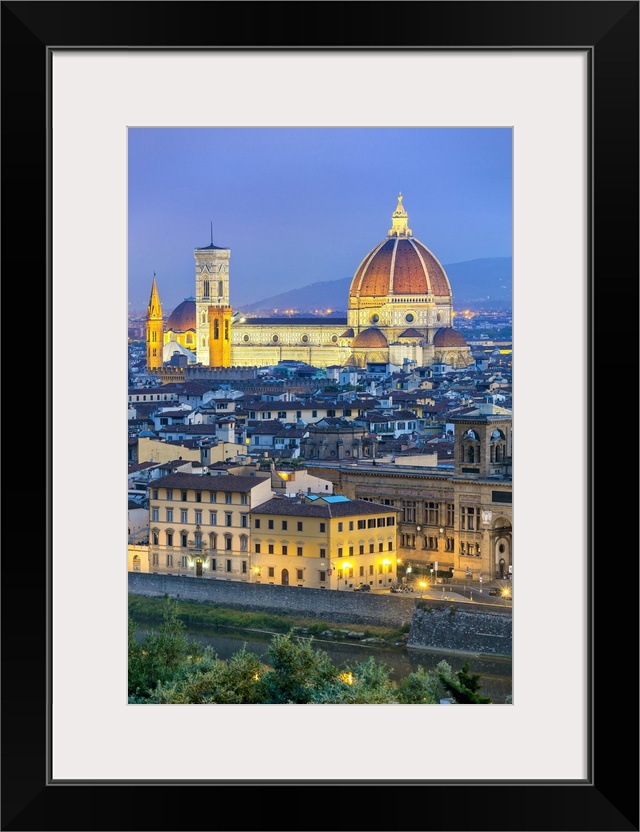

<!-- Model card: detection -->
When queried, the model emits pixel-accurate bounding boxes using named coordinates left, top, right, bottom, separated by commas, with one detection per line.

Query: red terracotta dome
left=166, top=299, right=196, bottom=332
left=349, top=195, right=452, bottom=301
left=351, top=327, right=388, bottom=348
left=433, top=328, right=468, bottom=347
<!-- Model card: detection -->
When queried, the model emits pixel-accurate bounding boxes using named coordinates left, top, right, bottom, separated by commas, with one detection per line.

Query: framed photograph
left=3, top=2, right=637, bottom=830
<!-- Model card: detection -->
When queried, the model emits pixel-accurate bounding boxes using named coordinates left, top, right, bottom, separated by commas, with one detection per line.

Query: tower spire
left=147, top=273, right=163, bottom=319
left=388, top=192, right=412, bottom=237
left=146, top=274, right=164, bottom=373
left=210, top=221, right=213, bottom=246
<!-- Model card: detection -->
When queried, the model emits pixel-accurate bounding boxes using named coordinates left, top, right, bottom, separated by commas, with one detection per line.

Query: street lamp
left=342, top=561, right=352, bottom=590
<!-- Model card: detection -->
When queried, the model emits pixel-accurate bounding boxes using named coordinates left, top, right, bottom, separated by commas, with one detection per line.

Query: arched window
left=218, top=280, right=223, bottom=297
left=203, top=279, right=210, bottom=298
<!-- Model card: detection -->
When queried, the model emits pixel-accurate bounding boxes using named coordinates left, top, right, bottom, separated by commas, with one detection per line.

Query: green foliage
left=150, top=646, right=265, bottom=704
left=128, top=611, right=494, bottom=705
left=396, top=665, right=439, bottom=704
left=337, top=657, right=396, bottom=703
left=128, top=598, right=203, bottom=699
left=396, top=660, right=454, bottom=704
left=257, top=630, right=339, bottom=703
left=438, top=660, right=493, bottom=704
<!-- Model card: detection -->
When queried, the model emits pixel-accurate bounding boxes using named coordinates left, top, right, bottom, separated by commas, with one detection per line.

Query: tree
left=128, top=597, right=199, bottom=699
left=151, top=646, right=265, bottom=704
left=257, top=630, right=339, bottom=703
left=437, top=660, right=492, bottom=704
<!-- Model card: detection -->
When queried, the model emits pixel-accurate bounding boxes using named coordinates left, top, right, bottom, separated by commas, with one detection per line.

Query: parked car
left=353, top=583, right=371, bottom=592
left=489, top=587, right=512, bottom=598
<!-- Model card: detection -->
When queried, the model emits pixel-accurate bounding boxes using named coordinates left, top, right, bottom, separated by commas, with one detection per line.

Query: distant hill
left=236, top=257, right=512, bottom=315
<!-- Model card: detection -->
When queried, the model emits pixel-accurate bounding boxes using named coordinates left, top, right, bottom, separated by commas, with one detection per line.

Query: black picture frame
left=2, top=2, right=638, bottom=831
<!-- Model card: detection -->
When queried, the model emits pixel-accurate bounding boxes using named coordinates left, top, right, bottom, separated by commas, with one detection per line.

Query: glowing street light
left=341, top=561, right=352, bottom=590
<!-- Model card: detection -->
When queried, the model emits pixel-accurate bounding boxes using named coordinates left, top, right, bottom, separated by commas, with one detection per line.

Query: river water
left=133, top=618, right=513, bottom=704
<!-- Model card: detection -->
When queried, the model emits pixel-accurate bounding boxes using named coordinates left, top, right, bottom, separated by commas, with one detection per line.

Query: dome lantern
left=388, top=192, right=412, bottom=238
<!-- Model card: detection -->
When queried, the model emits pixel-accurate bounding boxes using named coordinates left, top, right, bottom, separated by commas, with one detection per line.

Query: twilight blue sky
left=128, top=127, right=512, bottom=316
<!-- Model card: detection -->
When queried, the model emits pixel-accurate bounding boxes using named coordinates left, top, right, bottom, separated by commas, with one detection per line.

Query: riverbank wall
left=128, top=573, right=512, bottom=656
left=128, top=572, right=416, bottom=627
left=407, top=603, right=512, bottom=658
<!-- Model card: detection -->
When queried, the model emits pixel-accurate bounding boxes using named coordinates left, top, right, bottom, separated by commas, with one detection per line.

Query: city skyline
left=128, top=127, right=512, bottom=315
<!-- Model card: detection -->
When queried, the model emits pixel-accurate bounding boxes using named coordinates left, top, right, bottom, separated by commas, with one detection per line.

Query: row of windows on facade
left=254, top=541, right=394, bottom=556
left=400, top=534, right=481, bottom=555
left=149, top=510, right=397, bottom=532
left=151, top=489, right=249, bottom=504
left=400, top=533, right=455, bottom=551
left=239, top=334, right=340, bottom=344
left=151, top=531, right=249, bottom=550
left=149, top=533, right=395, bottom=556
left=363, top=499, right=483, bottom=530
left=129, top=394, right=175, bottom=402
left=151, top=508, right=249, bottom=526
left=149, top=556, right=393, bottom=580
left=249, top=409, right=354, bottom=419
left=151, top=554, right=248, bottom=571
left=148, top=490, right=493, bottom=529
left=149, top=504, right=487, bottom=533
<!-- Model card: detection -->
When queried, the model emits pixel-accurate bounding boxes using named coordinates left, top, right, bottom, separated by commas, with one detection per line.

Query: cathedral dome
left=433, top=327, right=468, bottom=347
left=166, top=299, right=196, bottom=332
left=351, top=327, right=388, bottom=348
left=348, top=195, right=452, bottom=301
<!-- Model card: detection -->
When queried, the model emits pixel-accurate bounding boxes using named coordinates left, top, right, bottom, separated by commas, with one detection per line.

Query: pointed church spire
left=146, top=274, right=164, bottom=373
left=388, top=192, right=412, bottom=237
left=147, top=273, right=163, bottom=320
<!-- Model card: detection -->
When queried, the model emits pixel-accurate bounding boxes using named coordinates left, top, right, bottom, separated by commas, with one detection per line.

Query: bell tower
left=194, top=225, right=231, bottom=365
left=145, top=274, right=164, bottom=373
left=208, top=306, right=233, bottom=367
left=451, top=406, right=512, bottom=478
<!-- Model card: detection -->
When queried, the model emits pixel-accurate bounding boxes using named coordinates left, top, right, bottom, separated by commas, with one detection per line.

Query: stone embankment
left=128, top=573, right=512, bottom=657
left=407, top=602, right=512, bottom=657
